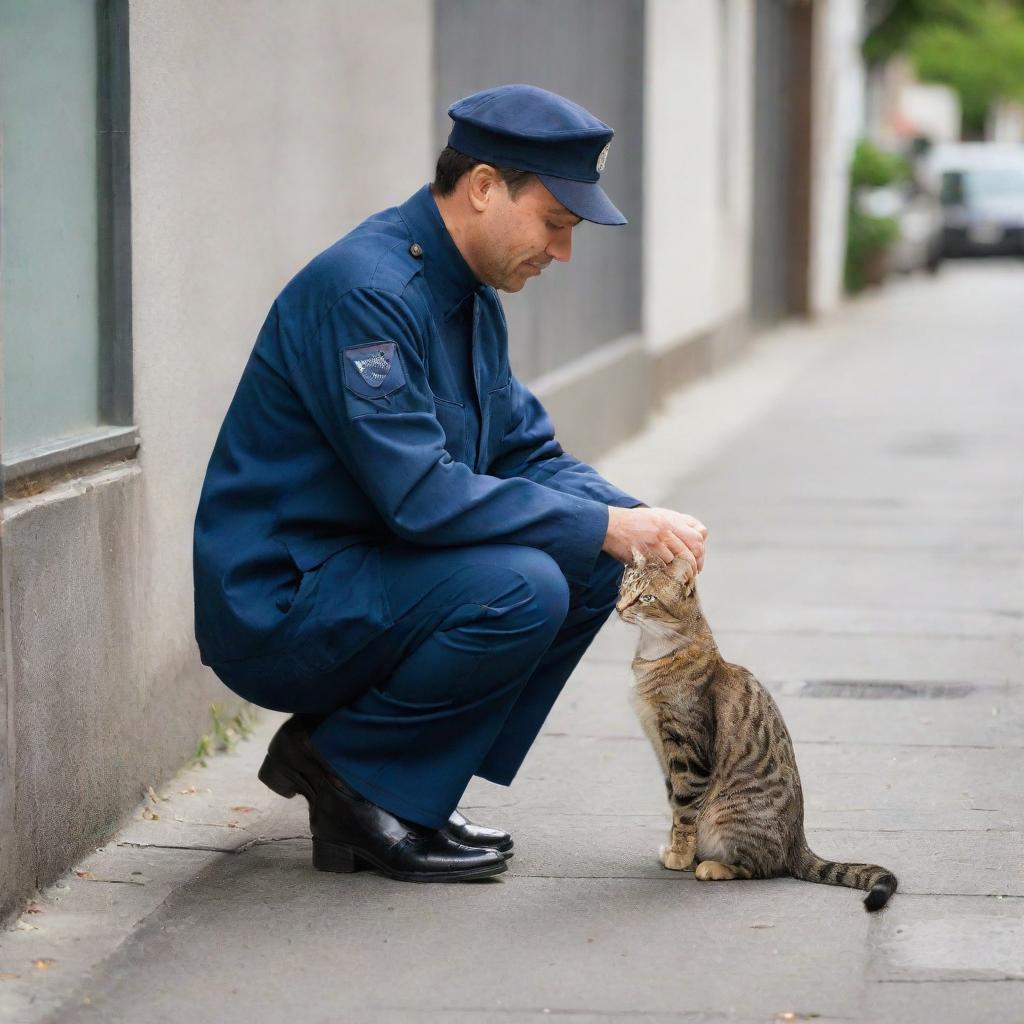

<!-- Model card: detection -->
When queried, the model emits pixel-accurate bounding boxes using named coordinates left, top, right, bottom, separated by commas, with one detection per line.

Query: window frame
left=0, top=0, right=136, bottom=495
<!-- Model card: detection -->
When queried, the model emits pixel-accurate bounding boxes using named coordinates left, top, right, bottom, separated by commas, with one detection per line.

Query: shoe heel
left=258, top=756, right=299, bottom=799
left=312, top=838, right=366, bottom=874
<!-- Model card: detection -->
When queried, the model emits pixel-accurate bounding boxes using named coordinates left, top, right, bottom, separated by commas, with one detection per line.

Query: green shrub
left=850, top=140, right=911, bottom=189
left=845, top=207, right=900, bottom=293
left=844, top=140, right=908, bottom=293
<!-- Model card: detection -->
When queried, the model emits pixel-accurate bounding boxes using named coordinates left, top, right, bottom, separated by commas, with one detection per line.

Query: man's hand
left=603, top=506, right=708, bottom=572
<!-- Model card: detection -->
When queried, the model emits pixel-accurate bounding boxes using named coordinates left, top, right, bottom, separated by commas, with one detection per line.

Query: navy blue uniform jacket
left=193, top=184, right=643, bottom=674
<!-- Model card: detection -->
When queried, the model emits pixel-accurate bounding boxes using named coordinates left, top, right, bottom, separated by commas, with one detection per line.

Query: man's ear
left=467, top=164, right=502, bottom=213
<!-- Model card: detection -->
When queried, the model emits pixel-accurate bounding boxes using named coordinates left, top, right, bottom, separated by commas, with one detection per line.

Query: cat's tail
left=790, top=845, right=897, bottom=912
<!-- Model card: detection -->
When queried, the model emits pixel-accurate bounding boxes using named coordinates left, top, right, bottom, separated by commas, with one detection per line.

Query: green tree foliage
left=864, top=0, right=1024, bottom=133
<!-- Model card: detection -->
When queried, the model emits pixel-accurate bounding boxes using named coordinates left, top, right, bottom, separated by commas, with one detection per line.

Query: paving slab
left=35, top=856, right=1024, bottom=1024
left=1, top=262, right=1022, bottom=1023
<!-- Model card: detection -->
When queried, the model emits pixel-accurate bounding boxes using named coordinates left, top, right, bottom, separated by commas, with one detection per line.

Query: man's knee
left=502, top=545, right=571, bottom=620
left=463, top=546, right=570, bottom=640
left=390, top=549, right=570, bottom=707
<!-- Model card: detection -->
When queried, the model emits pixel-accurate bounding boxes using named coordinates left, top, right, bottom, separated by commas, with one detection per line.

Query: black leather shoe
left=446, top=809, right=513, bottom=854
left=258, top=715, right=514, bottom=856
left=309, top=773, right=507, bottom=882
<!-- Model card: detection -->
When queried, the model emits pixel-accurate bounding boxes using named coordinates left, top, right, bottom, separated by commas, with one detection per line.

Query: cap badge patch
left=353, top=350, right=392, bottom=388
left=596, top=143, right=610, bottom=173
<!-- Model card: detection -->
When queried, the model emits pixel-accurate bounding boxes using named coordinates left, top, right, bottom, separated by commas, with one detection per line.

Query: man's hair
left=433, top=146, right=534, bottom=199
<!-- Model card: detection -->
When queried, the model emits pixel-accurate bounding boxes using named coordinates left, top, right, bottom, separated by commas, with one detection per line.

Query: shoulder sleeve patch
left=341, top=341, right=406, bottom=400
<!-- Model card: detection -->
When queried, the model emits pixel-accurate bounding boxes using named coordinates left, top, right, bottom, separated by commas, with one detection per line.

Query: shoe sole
left=312, top=837, right=509, bottom=882
left=259, top=752, right=514, bottom=857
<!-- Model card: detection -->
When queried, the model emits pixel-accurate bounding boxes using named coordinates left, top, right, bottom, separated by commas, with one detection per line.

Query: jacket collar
left=398, top=184, right=481, bottom=319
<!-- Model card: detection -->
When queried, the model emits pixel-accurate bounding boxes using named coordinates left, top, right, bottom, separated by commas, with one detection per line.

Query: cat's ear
left=667, top=555, right=695, bottom=586
left=629, top=545, right=646, bottom=569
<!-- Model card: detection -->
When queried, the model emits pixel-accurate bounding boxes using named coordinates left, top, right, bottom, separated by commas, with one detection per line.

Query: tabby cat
left=616, top=551, right=897, bottom=912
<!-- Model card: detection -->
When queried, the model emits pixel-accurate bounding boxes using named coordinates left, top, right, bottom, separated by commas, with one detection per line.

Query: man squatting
left=193, top=85, right=707, bottom=882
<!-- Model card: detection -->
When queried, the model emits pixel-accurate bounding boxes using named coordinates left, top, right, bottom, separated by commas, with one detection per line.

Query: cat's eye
left=639, top=594, right=656, bottom=604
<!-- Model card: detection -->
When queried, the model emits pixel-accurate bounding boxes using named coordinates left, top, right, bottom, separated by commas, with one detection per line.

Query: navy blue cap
left=447, top=84, right=627, bottom=226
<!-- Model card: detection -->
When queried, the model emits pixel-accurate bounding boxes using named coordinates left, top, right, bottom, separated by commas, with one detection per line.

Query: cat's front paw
left=659, top=844, right=695, bottom=871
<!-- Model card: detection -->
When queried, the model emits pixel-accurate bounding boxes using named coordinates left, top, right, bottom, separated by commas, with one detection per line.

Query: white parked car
left=921, top=143, right=1024, bottom=257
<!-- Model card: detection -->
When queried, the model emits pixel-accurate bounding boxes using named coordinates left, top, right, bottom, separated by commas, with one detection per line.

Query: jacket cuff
left=561, top=499, right=611, bottom=585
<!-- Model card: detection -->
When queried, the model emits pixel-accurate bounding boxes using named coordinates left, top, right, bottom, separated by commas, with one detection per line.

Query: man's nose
left=546, top=230, right=573, bottom=263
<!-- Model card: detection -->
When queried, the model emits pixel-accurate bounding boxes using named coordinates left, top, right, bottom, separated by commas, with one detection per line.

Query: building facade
left=0, top=0, right=858, bottom=917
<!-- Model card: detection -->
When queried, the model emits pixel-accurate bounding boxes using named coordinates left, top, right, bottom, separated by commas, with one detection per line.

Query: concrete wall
left=433, top=0, right=647, bottom=461
left=808, top=0, right=865, bottom=317
left=434, top=0, right=645, bottom=381
left=130, top=0, right=433, bottom=688
left=644, top=0, right=755, bottom=385
left=867, top=57, right=961, bottom=147
left=0, top=0, right=433, bottom=918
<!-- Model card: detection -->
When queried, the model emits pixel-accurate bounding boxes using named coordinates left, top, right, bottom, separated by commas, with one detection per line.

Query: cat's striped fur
left=616, top=552, right=897, bottom=912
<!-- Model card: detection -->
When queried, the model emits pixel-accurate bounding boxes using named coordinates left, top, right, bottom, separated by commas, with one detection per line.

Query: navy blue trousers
left=221, top=540, right=623, bottom=829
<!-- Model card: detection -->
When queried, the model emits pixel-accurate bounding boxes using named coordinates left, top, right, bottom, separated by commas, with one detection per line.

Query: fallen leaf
left=141, top=807, right=160, bottom=821
left=14, top=917, right=38, bottom=931
left=146, top=785, right=167, bottom=803
left=230, top=806, right=256, bottom=813
left=750, top=921, right=775, bottom=929
left=75, top=870, right=96, bottom=880
left=32, top=959, right=56, bottom=971
left=226, top=821, right=239, bottom=829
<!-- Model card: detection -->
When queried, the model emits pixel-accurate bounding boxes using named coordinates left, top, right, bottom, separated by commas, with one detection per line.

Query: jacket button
left=409, top=242, right=423, bottom=258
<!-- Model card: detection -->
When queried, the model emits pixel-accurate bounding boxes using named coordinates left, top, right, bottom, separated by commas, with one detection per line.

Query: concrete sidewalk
left=2, top=262, right=1021, bottom=1023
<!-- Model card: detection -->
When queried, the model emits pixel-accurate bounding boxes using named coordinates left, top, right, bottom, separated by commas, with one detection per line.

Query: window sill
left=2, top=425, right=139, bottom=496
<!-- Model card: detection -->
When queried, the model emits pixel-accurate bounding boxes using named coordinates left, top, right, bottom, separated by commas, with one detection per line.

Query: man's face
left=474, top=177, right=582, bottom=292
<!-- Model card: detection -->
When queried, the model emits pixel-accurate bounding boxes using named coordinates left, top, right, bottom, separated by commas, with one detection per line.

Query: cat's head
left=615, top=548, right=698, bottom=627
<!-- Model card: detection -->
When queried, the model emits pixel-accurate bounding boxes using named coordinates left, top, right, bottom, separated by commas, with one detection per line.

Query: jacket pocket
left=432, top=394, right=466, bottom=464
left=481, top=379, right=512, bottom=466
left=269, top=535, right=351, bottom=626
left=214, top=542, right=393, bottom=693
left=283, top=534, right=357, bottom=572
left=286, top=542, right=393, bottom=674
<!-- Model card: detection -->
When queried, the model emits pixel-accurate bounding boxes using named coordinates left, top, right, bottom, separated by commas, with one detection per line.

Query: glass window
left=0, top=1, right=104, bottom=458
left=0, top=0, right=132, bottom=488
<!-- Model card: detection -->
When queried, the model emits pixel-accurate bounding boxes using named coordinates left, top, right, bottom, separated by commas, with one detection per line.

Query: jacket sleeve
left=287, top=286, right=612, bottom=585
left=487, top=374, right=648, bottom=509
